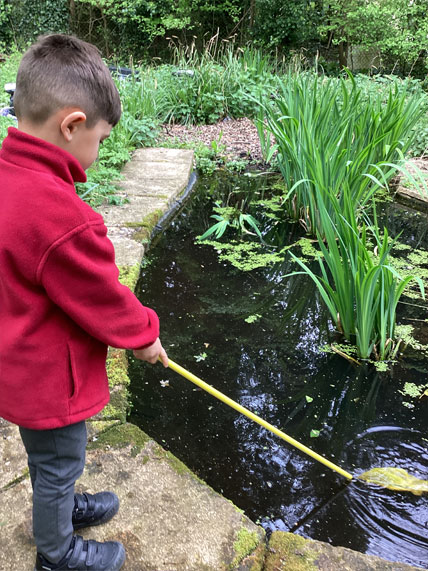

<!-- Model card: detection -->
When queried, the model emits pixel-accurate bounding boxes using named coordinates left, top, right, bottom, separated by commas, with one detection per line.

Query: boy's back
left=0, top=127, right=112, bottom=428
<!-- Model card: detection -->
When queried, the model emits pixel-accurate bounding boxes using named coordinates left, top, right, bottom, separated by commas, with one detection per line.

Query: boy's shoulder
left=0, top=126, right=101, bottom=228
left=0, top=130, right=104, bottom=264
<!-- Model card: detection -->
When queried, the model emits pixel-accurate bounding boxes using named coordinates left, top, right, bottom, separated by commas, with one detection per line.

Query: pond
left=128, top=172, right=428, bottom=569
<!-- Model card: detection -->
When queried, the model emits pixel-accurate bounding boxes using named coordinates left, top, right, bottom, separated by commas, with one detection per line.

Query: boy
left=0, top=34, right=168, bottom=570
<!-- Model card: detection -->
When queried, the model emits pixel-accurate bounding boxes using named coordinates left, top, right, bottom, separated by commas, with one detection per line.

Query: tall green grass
left=257, top=72, right=426, bottom=235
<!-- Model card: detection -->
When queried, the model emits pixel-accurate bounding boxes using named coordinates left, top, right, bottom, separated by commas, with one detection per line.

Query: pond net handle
left=165, top=358, right=353, bottom=481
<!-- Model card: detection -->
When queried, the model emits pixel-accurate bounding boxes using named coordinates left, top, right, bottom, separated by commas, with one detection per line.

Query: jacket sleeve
left=37, top=220, right=160, bottom=349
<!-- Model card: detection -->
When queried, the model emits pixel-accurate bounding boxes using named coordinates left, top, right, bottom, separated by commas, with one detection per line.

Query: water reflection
left=129, top=173, right=428, bottom=568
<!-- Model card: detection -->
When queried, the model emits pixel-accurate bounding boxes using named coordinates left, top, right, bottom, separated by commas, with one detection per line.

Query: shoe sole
left=34, top=543, right=126, bottom=571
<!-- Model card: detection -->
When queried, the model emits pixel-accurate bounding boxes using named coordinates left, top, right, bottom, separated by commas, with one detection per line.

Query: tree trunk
left=338, top=41, right=348, bottom=68
left=69, top=0, right=75, bottom=31
left=250, top=0, right=256, bottom=27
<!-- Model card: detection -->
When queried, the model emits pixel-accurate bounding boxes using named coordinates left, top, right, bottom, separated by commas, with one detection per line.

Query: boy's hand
left=133, top=337, right=168, bottom=367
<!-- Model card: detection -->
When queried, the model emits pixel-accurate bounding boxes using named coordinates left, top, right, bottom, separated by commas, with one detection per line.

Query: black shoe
left=34, top=535, right=125, bottom=570
left=72, top=491, right=119, bottom=530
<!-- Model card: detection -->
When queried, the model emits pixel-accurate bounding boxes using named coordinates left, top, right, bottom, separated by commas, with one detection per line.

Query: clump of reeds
left=257, top=71, right=426, bottom=235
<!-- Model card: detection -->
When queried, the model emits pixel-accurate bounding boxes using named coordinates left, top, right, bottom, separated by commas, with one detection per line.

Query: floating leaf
left=305, top=395, right=313, bottom=403
left=245, top=314, right=262, bottom=324
left=310, top=429, right=320, bottom=438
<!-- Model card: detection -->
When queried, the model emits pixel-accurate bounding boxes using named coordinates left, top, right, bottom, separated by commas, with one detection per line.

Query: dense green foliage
left=0, top=0, right=426, bottom=75
left=319, top=0, right=428, bottom=74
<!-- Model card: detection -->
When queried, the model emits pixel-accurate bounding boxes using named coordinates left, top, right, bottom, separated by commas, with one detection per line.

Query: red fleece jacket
left=0, top=127, right=160, bottom=429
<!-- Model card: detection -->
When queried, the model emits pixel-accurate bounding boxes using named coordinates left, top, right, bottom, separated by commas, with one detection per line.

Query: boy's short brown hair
left=14, top=34, right=121, bottom=127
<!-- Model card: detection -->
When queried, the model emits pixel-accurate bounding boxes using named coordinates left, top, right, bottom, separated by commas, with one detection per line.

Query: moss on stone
left=100, top=387, right=129, bottom=423
left=118, top=263, right=141, bottom=292
left=87, top=420, right=120, bottom=440
left=165, top=450, right=193, bottom=477
left=106, top=349, right=130, bottom=389
left=230, top=527, right=263, bottom=569
left=102, top=349, right=131, bottom=422
left=131, top=227, right=151, bottom=243
left=87, top=422, right=150, bottom=452
left=124, top=209, right=164, bottom=245
left=264, top=532, right=319, bottom=571
left=1, top=467, right=30, bottom=492
left=163, top=448, right=212, bottom=487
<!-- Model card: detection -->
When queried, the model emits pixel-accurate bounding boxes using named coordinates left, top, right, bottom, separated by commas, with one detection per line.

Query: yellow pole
left=166, top=359, right=353, bottom=481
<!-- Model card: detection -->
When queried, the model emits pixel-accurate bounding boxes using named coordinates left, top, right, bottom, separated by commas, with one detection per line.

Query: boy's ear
left=60, top=110, right=87, bottom=142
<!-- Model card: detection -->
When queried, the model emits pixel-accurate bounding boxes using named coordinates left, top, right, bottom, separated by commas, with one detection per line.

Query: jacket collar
left=0, top=127, right=87, bottom=184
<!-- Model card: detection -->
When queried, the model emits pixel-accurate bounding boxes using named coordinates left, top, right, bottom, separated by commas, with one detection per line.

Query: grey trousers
left=19, top=421, right=87, bottom=563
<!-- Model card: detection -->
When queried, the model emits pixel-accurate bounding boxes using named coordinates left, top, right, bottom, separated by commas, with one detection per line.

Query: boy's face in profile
left=69, top=118, right=112, bottom=171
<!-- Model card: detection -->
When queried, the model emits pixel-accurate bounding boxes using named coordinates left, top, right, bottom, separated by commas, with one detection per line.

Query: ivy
left=4, top=0, right=69, bottom=48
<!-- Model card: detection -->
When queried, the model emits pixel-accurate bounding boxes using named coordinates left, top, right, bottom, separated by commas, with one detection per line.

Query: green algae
left=264, top=532, right=318, bottom=571
left=87, top=422, right=150, bottom=452
left=395, top=324, right=428, bottom=353
left=373, top=361, right=390, bottom=372
left=390, top=245, right=428, bottom=300
left=399, top=381, right=428, bottom=399
left=201, top=239, right=291, bottom=271
left=118, top=263, right=141, bottom=291
left=358, top=467, right=428, bottom=496
left=230, top=527, right=263, bottom=570
left=295, top=237, right=320, bottom=261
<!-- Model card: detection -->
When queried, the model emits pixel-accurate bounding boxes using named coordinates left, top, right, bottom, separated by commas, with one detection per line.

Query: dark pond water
left=128, top=172, right=428, bottom=568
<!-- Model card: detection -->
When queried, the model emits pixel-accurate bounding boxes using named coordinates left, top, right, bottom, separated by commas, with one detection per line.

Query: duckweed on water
left=391, top=246, right=428, bottom=300
left=201, top=240, right=291, bottom=271
left=395, top=324, right=428, bottom=353
left=399, top=381, right=428, bottom=399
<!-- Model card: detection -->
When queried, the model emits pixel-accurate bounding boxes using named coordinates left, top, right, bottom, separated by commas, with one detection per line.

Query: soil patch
left=158, top=117, right=265, bottom=163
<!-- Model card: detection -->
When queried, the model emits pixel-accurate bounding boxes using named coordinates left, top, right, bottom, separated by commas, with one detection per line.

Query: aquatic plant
left=288, top=188, right=425, bottom=360
left=197, top=203, right=264, bottom=241
left=257, top=71, right=426, bottom=236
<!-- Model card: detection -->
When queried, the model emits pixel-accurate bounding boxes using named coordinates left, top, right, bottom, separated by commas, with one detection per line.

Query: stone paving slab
left=397, top=158, right=428, bottom=204
left=0, top=423, right=265, bottom=571
left=0, top=417, right=28, bottom=490
left=96, top=147, right=194, bottom=267
left=264, top=531, right=420, bottom=571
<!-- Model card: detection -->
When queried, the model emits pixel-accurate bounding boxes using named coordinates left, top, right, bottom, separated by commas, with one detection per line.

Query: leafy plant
left=253, top=105, right=278, bottom=164
left=198, top=203, right=264, bottom=241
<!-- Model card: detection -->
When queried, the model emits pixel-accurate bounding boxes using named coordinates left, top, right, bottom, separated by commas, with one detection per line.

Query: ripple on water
left=299, top=427, right=428, bottom=568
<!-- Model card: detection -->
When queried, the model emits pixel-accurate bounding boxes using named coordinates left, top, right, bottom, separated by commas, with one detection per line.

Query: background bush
left=0, top=0, right=426, bottom=76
